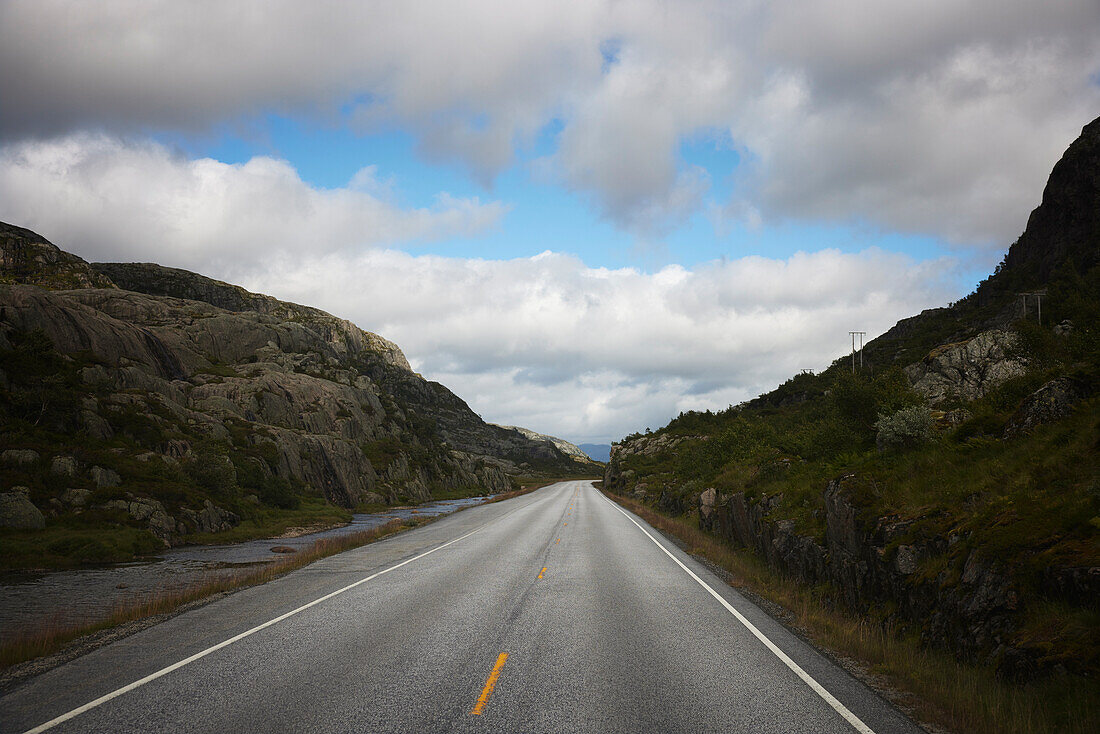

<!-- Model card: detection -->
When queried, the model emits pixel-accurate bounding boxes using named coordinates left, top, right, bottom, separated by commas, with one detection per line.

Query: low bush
left=875, top=405, right=935, bottom=450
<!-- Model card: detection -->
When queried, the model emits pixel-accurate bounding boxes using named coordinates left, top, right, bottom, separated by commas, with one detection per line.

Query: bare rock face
left=903, top=330, right=1027, bottom=405
left=0, top=222, right=116, bottom=290
left=1002, top=116, right=1100, bottom=282
left=493, top=424, right=598, bottom=465
left=0, top=221, right=588, bottom=553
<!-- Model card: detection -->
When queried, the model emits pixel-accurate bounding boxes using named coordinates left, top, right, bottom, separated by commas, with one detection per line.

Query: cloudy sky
left=1, top=1, right=1098, bottom=445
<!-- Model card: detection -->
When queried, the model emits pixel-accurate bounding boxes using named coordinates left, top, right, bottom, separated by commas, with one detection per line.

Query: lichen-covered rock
left=180, top=500, right=240, bottom=534
left=81, top=410, right=114, bottom=441
left=903, top=330, right=1027, bottom=405
left=1, top=449, right=39, bottom=466
left=50, top=455, right=79, bottom=477
left=1003, top=377, right=1088, bottom=437
left=0, top=489, right=45, bottom=529
left=60, top=488, right=91, bottom=507
left=90, top=465, right=121, bottom=488
left=101, top=496, right=176, bottom=544
left=698, top=487, right=717, bottom=523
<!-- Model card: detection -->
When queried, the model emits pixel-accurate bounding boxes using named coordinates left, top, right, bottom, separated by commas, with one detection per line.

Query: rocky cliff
left=0, top=224, right=588, bottom=554
left=849, top=116, right=1100, bottom=374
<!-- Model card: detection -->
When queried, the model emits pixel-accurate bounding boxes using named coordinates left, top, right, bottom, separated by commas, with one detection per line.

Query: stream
left=0, top=496, right=486, bottom=645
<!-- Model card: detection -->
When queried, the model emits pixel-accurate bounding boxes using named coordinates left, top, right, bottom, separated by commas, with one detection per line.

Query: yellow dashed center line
left=537, top=566, right=547, bottom=579
left=471, top=653, right=509, bottom=715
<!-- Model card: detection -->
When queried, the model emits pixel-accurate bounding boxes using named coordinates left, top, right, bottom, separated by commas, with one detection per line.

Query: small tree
left=875, top=405, right=934, bottom=451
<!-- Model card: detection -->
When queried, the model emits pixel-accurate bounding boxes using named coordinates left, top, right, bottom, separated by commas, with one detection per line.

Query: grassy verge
left=0, top=498, right=354, bottom=570
left=183, top=497, right=353, bottom=545
left=0, top=516, right=420, bottom=672
left=603, top=490, right=1098, bottom=734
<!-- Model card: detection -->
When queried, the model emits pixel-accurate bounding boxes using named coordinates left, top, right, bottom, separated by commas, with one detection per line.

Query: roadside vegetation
left=606, top=263, right=1099, bottom=732
left=603, top=490, right=1098, bottom=734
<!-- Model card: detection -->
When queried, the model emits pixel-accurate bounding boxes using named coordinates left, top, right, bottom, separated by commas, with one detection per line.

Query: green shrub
left=875, top=405, right=935, bottom=450
left=183, top=449, right=237, bottom=496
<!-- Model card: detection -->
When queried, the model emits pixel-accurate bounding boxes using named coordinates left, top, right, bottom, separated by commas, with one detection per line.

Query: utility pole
left=1018, top=291, right=1046, bottom=325
left=849, top=331, right=866, bottom=374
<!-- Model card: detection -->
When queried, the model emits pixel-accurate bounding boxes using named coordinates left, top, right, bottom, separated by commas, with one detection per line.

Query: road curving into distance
left=1, top=481, right=923, bottom=733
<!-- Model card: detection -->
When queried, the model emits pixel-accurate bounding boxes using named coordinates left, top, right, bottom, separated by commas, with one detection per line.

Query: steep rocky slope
left=605, top=117, right=1100, bottom=680
left=491, top=424, right=600, bottom=466
left=0, top=225, right=588, bottom=560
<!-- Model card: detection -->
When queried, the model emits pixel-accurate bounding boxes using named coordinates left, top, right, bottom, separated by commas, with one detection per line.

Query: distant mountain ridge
left=492, top=424, right=600, bottom=465
left=579, top=443, right=611, bottom=462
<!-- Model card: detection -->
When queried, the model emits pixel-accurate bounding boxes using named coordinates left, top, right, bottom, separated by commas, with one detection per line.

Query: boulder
left=698, top=487, right=718, bottom=523
left=1004, top=377, right=1088, bottom=438
left=1, top=449, right=39, bottom=466
left=0, top=489, right=45, bottom=529
left=181, top=500, right=240, bottom=534
left=50, top=455, right=79, bottom=477
left=1053, top=319, right=1074, bottom=336
left=903, top=330, right=1027, bottom=405
left=61, top=487, right=92, bottom=507
left=101, top=496, right=175, bottom=543
left=82, top=410, right=114, bottom=441
left=90, top=465, right=121, bottom=488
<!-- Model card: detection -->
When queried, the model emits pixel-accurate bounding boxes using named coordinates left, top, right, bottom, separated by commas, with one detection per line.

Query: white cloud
left=241, top=247, right=955, bottom=443
left=0, top=2, right=1092, bottom=442
left=2, top=0, right=1096, bottom=245
left=0, top=133, right=956, bottom=442
left=0, top=134, right=507, bottom=273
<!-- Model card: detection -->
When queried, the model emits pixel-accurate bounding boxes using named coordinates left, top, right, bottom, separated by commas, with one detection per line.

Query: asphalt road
left=1, top=481, right=924, bottom=733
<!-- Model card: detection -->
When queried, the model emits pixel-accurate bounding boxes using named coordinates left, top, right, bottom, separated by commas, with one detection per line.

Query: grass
left=0, top=498, right=356, bottom=569
left=603, top=490, right=1099, bottom=734
left=185, top=497, right=353, bottom=545
left=0, top=516, right=417, bottom=672
left=0, top=524, right=165, bottom=570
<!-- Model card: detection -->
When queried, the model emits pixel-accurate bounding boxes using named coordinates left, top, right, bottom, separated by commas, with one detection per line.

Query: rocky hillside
left=0, top=224, right=589, bottom=564
left=492, top=424, right=601, bottom=466
left=605, top=117, right=1099, bottom=681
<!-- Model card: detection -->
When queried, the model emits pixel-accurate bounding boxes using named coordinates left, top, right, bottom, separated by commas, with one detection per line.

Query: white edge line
left=23, top=518, right=496, bottom=734
left=597, top=488, right=877, bottom=734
